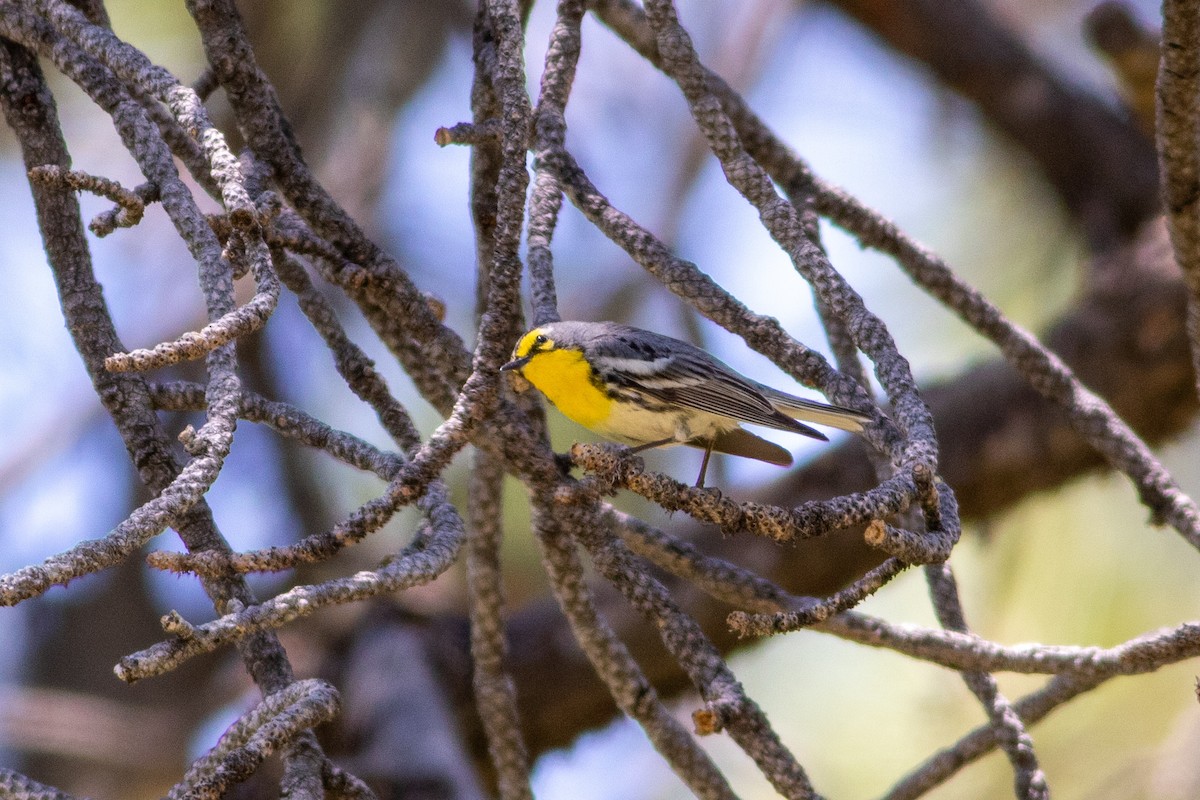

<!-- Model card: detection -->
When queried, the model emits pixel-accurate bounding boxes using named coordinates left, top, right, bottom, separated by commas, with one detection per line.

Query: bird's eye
left=533, top=334, right=548, bottom=348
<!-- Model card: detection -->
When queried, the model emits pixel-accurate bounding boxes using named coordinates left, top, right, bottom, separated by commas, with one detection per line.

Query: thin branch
left=727, top=559, right=908, bottom=635
left=569, top=442, right=917, bottom=544
left=924, top=564, right=1047, bottom=799
left=117, top=482, right=465, bottom=682
left=104, top=228, right=280, bottom=373
left=467, top=450, right=532, bottom=799
left=881, top=673, right=1104, bottom=800
left=525, top=0, right=587, bottom=326
left=0, top=769, right=79, bottom=800
left=547, top=492, right=822, bottom=799
left=529, top=504, right=740, bottom=800
left=167, top=680, right=341, bottom=800
left=823, top=0, right=1160, bottom=247
left=26, top=164, right=145, bottom=232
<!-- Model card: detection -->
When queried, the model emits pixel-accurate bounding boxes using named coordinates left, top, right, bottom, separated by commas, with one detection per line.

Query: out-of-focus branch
left=325, top=615, right=488, bottom=798
left=1155, top=0, right=1200, bottom=400
left=820, top=0, right=1161, bottom=249
left=1085, top=1, right=1159, bottom=135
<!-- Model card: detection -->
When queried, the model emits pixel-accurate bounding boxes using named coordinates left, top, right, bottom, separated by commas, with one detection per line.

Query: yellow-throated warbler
left=500, top=321, right=869, bottom=486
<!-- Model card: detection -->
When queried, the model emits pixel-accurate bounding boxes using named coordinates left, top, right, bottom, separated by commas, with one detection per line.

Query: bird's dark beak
left=499, top=355, right=529, bottom=373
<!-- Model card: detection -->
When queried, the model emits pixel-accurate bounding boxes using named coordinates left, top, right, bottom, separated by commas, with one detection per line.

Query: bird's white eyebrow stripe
left=594, top=356, right=675, bottom=375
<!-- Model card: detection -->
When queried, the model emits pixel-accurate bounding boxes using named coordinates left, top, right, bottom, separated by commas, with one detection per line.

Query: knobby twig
left=2, top=0, right=1198, bottom=797
left=166, top=680, right=341, bottom=800
left=26, top=164, right=146, bottom=233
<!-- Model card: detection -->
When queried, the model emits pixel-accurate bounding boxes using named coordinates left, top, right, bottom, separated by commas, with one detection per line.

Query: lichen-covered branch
left=2, top=1, right=1198, bottom=797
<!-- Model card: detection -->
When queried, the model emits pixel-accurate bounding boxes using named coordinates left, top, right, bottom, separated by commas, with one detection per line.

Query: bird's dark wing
left=586, top=326, right=857, bottom=440
left=601, top=351, right=828, bottom=439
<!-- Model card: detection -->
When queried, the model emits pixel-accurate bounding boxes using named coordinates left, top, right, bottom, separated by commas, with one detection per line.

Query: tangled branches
left=0, top=0, right=1197, bottom=798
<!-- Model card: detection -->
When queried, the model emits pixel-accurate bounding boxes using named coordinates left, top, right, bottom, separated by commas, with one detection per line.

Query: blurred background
left=2, top=0, right=1199, bottom=797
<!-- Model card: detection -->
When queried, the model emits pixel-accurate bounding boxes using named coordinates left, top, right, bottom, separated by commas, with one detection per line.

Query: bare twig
left=466, top=450, right=532, bottom=798
left=0, top=13, right=340, bottom=792
left=104, top=228, right=280, bottom=373
left=26, top=164, right=145, bottom=232
left=569, top=442, right=915, bottom=543
left=529, top=504, right=740, bottom=800
left=117, top=482, right=465, bottom=681
left=4, top=1, right=1199, bottom=797
left=167, top=680, right=341, bottom=800
left=924, top=564, right=1048, bottom=799
left=0, top=768, right=80, bottom=800
left=524, top=0, right=586, bottom=326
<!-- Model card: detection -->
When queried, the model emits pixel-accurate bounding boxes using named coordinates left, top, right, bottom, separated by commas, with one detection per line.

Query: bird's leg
left=694, top=440, right=715, bottom=489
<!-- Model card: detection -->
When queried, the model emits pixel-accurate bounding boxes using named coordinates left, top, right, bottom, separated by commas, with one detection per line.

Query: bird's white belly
left=592, top=401, right=735, bottom=446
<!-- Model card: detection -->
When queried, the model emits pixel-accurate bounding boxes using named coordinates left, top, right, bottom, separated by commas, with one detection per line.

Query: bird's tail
left=693, top=428, right=794, bottom=466
left=765, top=389, right=872, bottom=433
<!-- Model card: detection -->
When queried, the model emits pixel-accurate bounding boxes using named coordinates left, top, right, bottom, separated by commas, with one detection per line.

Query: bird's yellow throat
left=521, top=348, right=613, bottom=428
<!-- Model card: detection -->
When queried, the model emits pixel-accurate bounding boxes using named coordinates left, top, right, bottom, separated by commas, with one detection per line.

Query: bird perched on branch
left=500, top=320, right=869, bottom=487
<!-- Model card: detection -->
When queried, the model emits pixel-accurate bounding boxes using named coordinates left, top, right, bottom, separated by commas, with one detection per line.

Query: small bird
left=500, top=321, right=870, bottom=487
